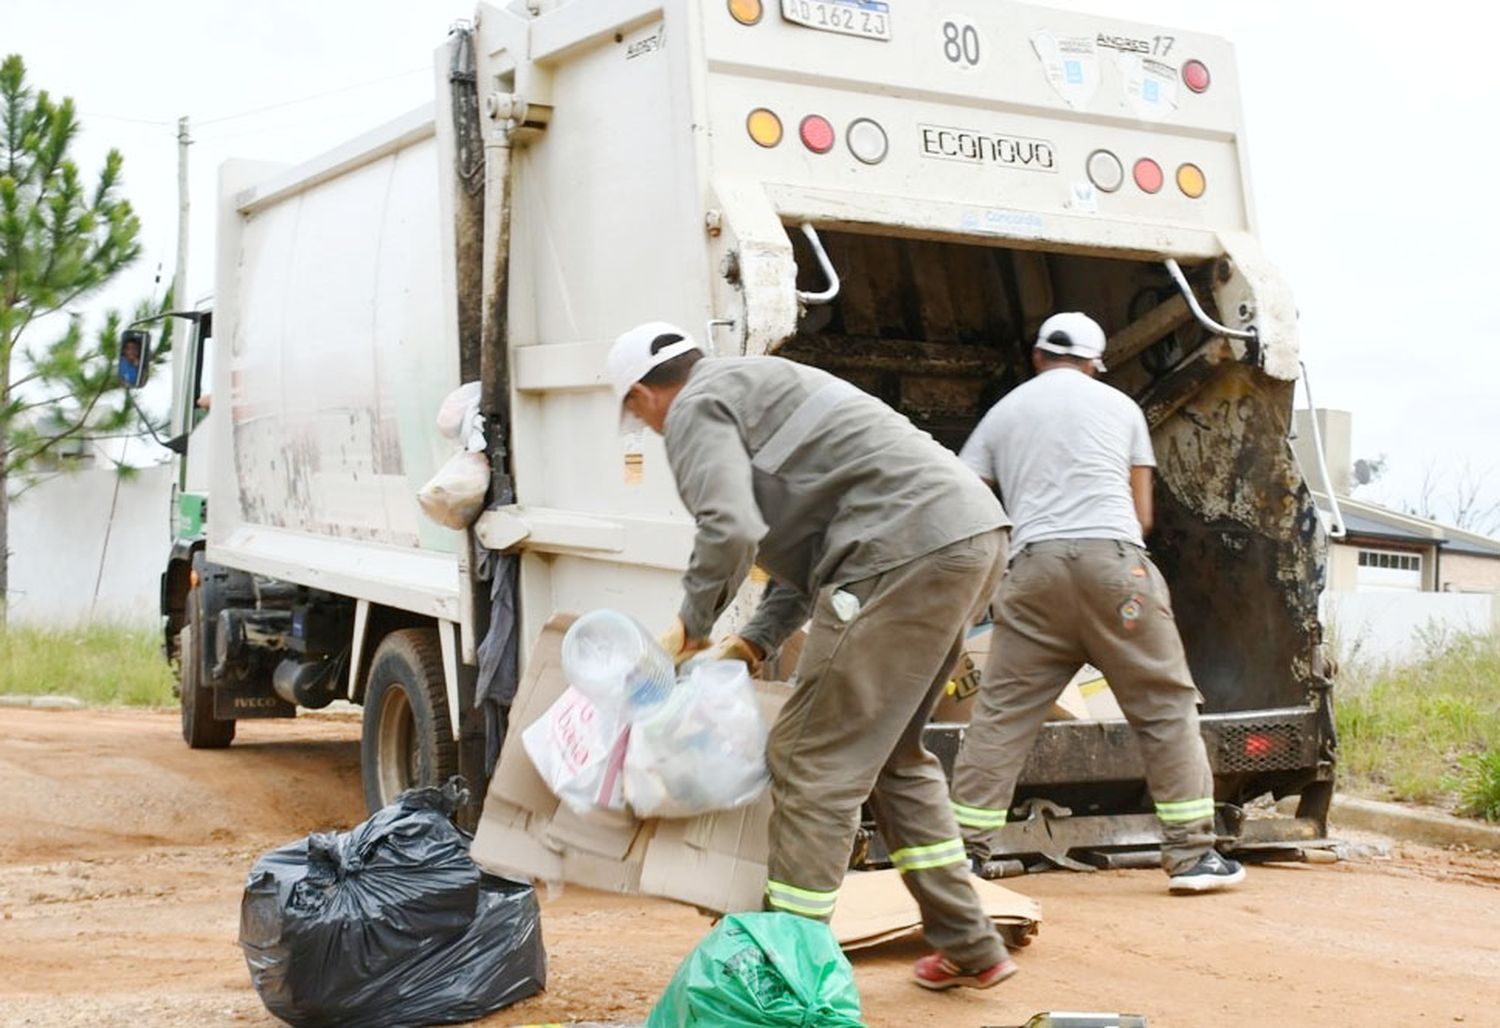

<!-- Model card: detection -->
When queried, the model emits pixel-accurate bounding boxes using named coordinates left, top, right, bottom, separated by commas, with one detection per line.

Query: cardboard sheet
left=473, top=614, right=1045, bottom=947
left=830, top=868, right=1042, bottom=951
left=472, top=614, right=784, bottom=913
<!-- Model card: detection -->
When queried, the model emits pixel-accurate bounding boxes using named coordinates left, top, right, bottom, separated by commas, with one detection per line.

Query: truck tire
left=180, top=588, right=235, bottom=749
left=361, top=628, right=457, bottom=813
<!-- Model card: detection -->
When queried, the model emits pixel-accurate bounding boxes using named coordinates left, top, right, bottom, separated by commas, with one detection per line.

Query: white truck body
left=210, top=0, right=1294, bottom=652
left=211, top=111, right=461, bottom=621
left=169, top=0, right=1335, bottom=845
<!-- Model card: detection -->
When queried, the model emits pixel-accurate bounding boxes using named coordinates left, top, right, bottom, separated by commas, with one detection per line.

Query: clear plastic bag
left=522, top=686, right=631, bottom=814
left=436, top=381, right=484, bottom=449
left=624, top=659, right=768, bottom=819
left=417, top=450, right=489, bottom=530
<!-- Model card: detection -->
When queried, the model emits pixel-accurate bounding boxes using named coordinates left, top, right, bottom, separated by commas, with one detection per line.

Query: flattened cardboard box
left=474, top=614, right=1046, bottom=941
left=830, top=868, right=1041, bottom=951
left=472, top=614, right=784, bottom=913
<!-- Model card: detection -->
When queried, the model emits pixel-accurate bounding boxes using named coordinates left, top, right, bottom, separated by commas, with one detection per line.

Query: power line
left=195, top=64, right=430, bottom=127
left=81, top=111, right=175, bottom=127
left=80, top=63, right=430, bottom=136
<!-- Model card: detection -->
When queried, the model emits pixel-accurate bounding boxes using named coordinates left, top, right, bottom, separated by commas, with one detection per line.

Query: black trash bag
left=239, top=779, right=545, bottom=1026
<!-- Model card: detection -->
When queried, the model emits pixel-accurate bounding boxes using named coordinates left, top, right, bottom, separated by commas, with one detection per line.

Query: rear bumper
left=923, top=706, right=1324, bottom=787
left=891, top=706, right=1334, bottom=865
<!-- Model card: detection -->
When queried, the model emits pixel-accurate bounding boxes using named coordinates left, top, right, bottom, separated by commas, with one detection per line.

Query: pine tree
left=2, top=53, right=151, bottom=616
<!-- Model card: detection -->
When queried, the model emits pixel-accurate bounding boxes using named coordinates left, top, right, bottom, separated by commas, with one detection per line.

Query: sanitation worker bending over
left=949, top=312, right=1245, bottom=894
left=608, top=321, right=1019, bottom=991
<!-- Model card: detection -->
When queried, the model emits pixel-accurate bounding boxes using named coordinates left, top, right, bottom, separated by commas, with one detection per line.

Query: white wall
left=8, top=464, right=173, bottom=628
left=1325, top=590, right=1499, bottom=666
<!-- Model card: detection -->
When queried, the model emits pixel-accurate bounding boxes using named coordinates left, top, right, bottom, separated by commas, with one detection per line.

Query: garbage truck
left=144, top=0, right=1340, bottom=861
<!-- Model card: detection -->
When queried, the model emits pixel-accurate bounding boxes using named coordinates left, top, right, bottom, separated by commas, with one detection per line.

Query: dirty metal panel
left=1149, top=362, right=1327, bottom=712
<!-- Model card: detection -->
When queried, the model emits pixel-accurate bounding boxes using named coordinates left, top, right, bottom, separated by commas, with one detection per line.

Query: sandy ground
left=2, top=708, right=1499, bottom=1028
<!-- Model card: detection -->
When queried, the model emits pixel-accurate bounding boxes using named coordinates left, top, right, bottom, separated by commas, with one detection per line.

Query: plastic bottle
left=560, top=610, right=676, bottom=715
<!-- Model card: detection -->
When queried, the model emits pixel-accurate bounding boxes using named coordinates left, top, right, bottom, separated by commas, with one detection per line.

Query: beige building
left=1292, top=410, right=1500, bottom=595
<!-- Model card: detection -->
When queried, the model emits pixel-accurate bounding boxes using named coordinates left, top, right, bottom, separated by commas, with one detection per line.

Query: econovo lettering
left=918, top=124, right=1057, bottom=172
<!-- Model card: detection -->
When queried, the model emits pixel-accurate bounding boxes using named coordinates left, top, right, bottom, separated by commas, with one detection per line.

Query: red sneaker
left=912, top=951, right=1019, bottom=991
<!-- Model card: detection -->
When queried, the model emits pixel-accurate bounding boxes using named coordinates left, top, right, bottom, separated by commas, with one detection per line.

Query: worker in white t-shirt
left=948, top=311, right=1245, bottom=894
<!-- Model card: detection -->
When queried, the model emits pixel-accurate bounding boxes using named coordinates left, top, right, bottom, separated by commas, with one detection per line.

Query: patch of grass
left=1335, top=632, right=1500, bottom=817
left=0, top=624, right=176, bottom=706
left=1453, top=750, right=1500, bottom=822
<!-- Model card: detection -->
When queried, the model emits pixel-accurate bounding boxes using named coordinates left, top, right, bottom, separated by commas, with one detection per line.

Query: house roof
left=1314, top=493, right=1500, bottom=558
left=1336, top=509, right=1436, bottom=547
left=1444, top=529, right=1500, bottom=558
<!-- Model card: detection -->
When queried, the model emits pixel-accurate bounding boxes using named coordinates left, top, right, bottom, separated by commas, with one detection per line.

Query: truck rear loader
left=145, top=0, right=1340, bottom=864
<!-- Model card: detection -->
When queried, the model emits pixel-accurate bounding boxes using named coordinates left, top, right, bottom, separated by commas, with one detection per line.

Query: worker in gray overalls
left=607, top=320, right=1019, bottom=990
left=949, top=311, right=1246, bottom=894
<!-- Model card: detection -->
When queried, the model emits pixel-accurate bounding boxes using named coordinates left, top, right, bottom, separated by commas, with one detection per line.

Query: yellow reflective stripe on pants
left=890, top=838, right=968, bottom=873
left=765, top=880, right=838, bottom=917
left=952, top=801, right=1008, bottom=829
left=1155, top=798, right=1215, bottom=823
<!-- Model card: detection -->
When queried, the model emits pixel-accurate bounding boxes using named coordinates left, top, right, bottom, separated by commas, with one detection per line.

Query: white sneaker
left=1169, top=851, right=1246, bottom=894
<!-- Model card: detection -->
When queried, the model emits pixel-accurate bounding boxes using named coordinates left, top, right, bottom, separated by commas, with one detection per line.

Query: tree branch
left=4, top=375, right=108, bottom=474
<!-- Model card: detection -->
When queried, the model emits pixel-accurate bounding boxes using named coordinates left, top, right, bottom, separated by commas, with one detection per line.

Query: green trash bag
left=646, top=912, right=864, bottom=1027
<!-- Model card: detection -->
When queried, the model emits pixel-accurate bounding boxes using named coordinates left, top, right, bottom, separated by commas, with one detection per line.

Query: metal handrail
left=1296, top=360, right=1347, bottom=540
left=1164, top=258, right=1257, bottom=342
left=796, top=223, right=840, bottom=305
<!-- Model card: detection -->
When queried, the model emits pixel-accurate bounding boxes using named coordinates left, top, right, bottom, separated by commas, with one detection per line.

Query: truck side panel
left=208, top=111, right=464, bottom=621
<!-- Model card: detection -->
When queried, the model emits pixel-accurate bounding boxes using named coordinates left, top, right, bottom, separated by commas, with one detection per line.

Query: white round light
left=1087, top=149, right=1124, bottom=193
left=846, top=118, right=888, bottom=165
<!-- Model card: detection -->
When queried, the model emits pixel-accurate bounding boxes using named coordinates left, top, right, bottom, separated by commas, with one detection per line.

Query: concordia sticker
left=918, top=124, right=1057, bottom=172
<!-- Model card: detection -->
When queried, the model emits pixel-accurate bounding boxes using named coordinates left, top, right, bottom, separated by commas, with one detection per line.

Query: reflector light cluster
left=746, top=108, right=889, bottom=164
left=1086, top=149, right=1206, bottom=199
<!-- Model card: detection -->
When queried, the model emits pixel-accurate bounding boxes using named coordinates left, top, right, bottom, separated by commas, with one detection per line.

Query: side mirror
left=118, top=328, right=150, bottom=389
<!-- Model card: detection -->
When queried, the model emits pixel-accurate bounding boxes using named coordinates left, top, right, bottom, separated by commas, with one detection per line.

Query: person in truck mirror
left=119, top=334, right=143, bottom=388
left=608, top=321, right=1021, bottom=992
left=948, top=311, right=1245, bottom=895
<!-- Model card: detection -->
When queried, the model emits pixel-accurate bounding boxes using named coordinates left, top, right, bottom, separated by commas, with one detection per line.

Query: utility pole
left=172, top=115, right=190, bottom=436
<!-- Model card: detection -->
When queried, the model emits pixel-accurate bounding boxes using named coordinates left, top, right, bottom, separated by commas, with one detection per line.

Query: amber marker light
left=728, top=0, right=763, bottom=25
left=747, top=108, right=783, bottom=147
left=1176, top=162, right=1207, bottom=199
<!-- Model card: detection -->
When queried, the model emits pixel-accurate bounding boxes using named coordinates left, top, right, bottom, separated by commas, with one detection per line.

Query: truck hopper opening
left=776, top=226, right=1335, bottom=861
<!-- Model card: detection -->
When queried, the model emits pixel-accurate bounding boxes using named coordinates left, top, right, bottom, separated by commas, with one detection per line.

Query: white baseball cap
left=1034, top=311, right=1108, bottom=371
left=606, top=321, right=702, bottom=432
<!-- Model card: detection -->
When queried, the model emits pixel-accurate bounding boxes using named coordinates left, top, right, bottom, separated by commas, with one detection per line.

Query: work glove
left=700, top=634, right=765, bottom=677
left=659, top=616, right=710, bottom=668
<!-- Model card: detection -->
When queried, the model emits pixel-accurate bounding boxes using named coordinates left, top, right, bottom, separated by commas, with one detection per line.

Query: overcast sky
left=6, top=0, right=1498, bottom=527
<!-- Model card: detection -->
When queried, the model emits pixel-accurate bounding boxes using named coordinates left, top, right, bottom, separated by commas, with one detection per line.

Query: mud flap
left=214, top=678, right=295, bottom=720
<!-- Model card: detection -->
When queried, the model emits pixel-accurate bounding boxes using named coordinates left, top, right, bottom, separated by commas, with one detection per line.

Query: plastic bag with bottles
left=524, top=609, right=769, bottom=819
left=624, top=658, right=768, bottom=819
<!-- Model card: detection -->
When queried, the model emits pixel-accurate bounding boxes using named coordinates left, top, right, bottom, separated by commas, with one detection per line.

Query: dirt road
left=3, top=708, right=1499, bottom=1027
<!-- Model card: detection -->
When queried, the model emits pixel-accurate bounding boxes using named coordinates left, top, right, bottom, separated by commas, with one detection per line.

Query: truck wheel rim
left=375, top=685, right=419, bottom=805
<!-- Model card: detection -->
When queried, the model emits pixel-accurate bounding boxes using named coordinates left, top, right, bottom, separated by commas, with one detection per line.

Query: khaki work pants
left=765, top=529, right=1009, bottom=971
left=950, top=538, right=1216, bottom=874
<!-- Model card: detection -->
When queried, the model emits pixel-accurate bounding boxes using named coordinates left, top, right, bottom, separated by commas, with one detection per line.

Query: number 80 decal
left=940, top=16, right=982, bottom=69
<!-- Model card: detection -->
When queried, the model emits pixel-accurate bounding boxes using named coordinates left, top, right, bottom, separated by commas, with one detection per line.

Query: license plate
left=780, top=0, right=891, bottom=42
